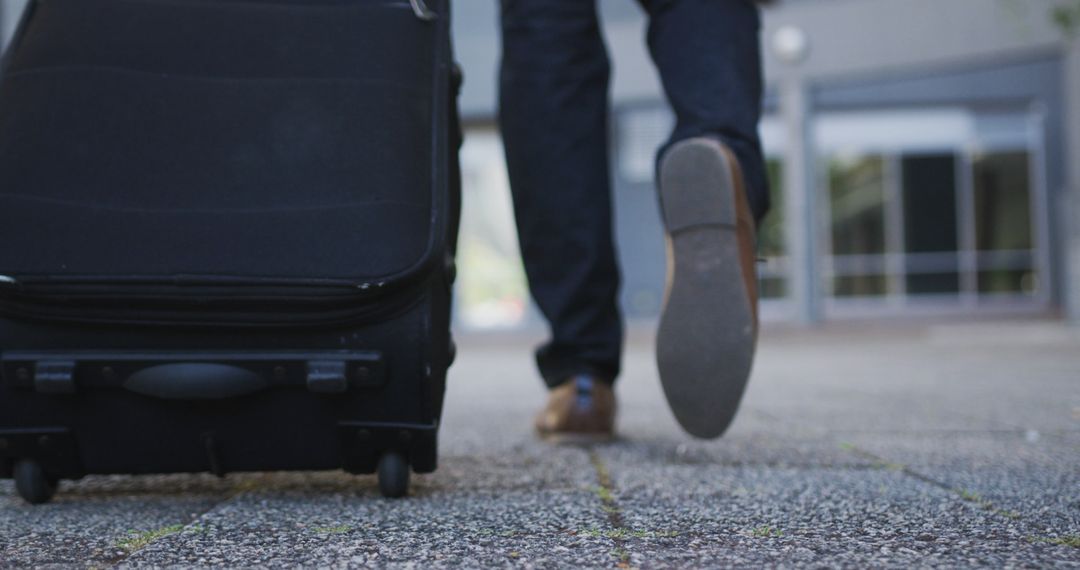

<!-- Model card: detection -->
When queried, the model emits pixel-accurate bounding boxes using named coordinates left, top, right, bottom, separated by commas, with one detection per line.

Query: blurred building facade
left=2, top=0, right=1079, bottom=330
left=449, top=0, right=1080, bottom=329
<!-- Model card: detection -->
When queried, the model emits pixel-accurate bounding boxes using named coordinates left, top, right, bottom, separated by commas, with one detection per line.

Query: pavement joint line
left=744, top=409, right=832, bottom=439
left=587, top=450, right=633, bottom=568
left=640, top=456, right=914, bottom=470
left=825, top=428, right=1056, bottom=436
left=100, top=484, right=243, bottom=568
left=839, top=443, right=1029, bottom=523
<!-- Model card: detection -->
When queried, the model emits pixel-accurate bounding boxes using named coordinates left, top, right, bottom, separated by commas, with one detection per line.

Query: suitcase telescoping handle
left=1, top=351, right=385, bottom=400
left=410, top=0, right=437, bottom=20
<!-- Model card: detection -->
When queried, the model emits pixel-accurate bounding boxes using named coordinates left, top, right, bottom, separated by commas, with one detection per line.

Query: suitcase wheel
left=13, top=460, right=58, bottom=505
left=377, top=452, right=410, bottom=499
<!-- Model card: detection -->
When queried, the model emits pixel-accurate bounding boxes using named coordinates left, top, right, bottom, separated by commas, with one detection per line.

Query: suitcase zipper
left=0, top=275, right=433, bottom=328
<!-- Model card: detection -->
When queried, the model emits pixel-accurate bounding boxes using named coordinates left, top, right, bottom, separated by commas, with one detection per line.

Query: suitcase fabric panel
left=8, top=0, right=431, bottom=81
left=0, top=0, right=443, bottom=284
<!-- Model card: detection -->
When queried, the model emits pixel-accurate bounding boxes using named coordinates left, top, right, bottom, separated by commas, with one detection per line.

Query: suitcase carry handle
left=125, top=363, right=266, bottom=400
left=1, top=351, right=385, bottom=400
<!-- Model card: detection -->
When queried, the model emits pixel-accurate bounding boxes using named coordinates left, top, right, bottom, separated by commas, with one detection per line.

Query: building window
left=974, top=151, right=1035, bottom=294
left=816, top=108, right=1043, bottom=310
left=901, top=153, right=961, bottom=295
left=609, top=106, right=1047, bottom=320
left=827, top=154, right=889, bottom=297
left=758, top=158, right=788, bottom=300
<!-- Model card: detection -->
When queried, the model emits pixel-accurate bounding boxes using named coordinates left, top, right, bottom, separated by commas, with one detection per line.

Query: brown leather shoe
left=656, top=137, right=759, bottom=440
left=535, top=375, right=616, bottom=443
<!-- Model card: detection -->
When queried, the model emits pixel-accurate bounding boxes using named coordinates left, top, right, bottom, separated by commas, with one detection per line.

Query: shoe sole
left=656, top=138, right=757, bottom=439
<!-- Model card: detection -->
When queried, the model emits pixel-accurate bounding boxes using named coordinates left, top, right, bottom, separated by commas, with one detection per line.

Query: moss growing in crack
left=1054, top=536, right=1080, bottom=548
left=587, top=452, right=623, bottom=518
left=958, top=489, right=983, bottom=503
left=746, top=526, right=783, bottom=539
left=588, top=452, right=617, bottom=508
left=477, top=528, right=524, bottom=538
left=955, top=488, right=1024, bottom=520
left=115, top=524, right=186, bottom=552
left=610, top=546, right=631, bottom=566
left=876, top=460, right=905, bottom=471
left=995, top=508, right=1022, bottom=520
left=591, top=485, right=615, bottom=503
left=1029, top=535, right=1080, bottom=548
left=959, top=489, right=997, bottom=510
left=590, top=453, right=613, bottom=486
left=313, top=524, right=353, bottom=535
left=579, top=528, right=679, bottom=540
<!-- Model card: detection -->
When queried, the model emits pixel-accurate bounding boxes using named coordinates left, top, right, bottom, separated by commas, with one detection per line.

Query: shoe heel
left=659, top=138, right=738, bottom=233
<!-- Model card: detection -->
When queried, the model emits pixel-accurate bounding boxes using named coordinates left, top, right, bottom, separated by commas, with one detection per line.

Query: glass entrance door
left=817, top=108, right=1047, bottom=315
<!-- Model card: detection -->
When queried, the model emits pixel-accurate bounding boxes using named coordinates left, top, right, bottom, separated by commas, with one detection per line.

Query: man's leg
left=639, top=0, right=769, bottom=438
left=640, top=0, right=769, bottom=219
left=499, top=0, right=623, bottom=389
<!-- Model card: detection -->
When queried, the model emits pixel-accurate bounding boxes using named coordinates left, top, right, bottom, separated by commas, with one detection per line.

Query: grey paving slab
left=122, top=486, right=611, bottom=568
left=424, top=448, right=596, bottom=493
left=595, top=453, right=1079, bottom=568
left=1, top=320, right=1078, bottom=568
left=0, top=476, right=228, bottom=567
left=841, top=431, right=1080, bottom=537
left=755, top=326, right=1080, bottom=437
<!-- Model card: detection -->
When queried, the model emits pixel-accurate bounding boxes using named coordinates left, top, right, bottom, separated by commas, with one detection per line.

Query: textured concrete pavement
left=2, top=319, right=1079, bottom=568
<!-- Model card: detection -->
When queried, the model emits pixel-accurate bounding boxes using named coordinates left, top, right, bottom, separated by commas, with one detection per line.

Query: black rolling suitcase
left=0, top=0, right=460, bottom=502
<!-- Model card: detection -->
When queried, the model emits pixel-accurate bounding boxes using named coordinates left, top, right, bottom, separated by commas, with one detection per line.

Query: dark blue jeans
left=498, top=0, right=769, bottom=388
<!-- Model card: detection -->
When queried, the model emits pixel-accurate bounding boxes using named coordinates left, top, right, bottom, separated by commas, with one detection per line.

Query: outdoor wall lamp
left=772, top=25, right=810, bottom=65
